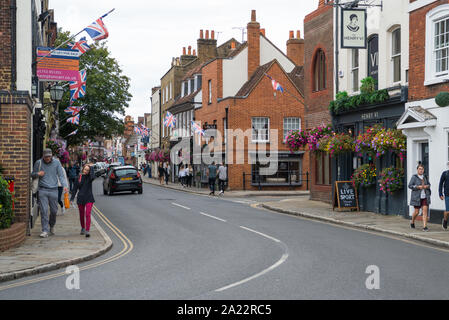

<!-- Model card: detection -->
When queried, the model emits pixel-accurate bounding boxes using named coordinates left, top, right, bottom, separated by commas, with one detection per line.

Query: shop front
left=331, top=87, right=408, bottom=216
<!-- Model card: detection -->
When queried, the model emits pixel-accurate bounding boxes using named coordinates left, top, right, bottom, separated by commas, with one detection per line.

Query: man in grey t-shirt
left=31, top=148, right=68, bottom=238
left=218, top=163, right=227, bottom=195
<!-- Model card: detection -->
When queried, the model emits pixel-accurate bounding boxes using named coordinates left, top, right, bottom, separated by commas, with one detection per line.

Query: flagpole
left=34, top=8, right=115, bottom=66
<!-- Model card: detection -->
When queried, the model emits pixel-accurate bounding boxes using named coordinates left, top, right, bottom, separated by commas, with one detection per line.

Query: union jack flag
left=271, top=79, right=284, bottom=93
left=68, top=37, right=91, bottom=55
left=139, top=124, right=150, bottom=137
left=164, top=111, right=176, bottom=128
left=191, top=120, right=205, bottom=136
left=64, top=105, right=84, bottom=116
left=84, top=15, right=109, bottom=41
left=69, top=70, right=87, bottom=104
left=67, top=114, right=80, bottom=125
left=134, top=126, right=142, bottom=135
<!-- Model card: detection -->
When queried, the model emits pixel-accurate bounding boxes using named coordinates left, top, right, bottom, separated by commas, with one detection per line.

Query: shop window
left=313, top=49, right=326, bottom=92
left=315, top=153, right=331, bottom=185
left=252, top=160, right=302, bottom=185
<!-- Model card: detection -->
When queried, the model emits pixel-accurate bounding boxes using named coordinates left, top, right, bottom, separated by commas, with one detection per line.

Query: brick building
left=304, top=0, right=334, bottom=202
left=397, top=0, right=449, bottom=222
left=194, top=10, right=307, bottom=190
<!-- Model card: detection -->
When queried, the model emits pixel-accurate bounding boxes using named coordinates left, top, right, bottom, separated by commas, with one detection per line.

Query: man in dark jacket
left=67, top=161, right=80, bottom=194
left=439, top=161, right=449, bottom=230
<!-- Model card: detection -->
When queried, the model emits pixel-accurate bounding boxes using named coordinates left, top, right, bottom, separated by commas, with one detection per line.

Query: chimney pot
left=193, top=49, right=196, bottom=56
left=188, top=46, right=191, bottom=55
left=260, top=28, right=265, bottom=36
left=200, top=29, right=204, bottom=39
left=183, top=47, right=186, bottom=55
left=289, top=30, right=294, bottom=39
left=297, top=30, right=301, bottom=39
left=211, top=30, right=215, bottom=39
left=205, top=30, right=209, bottom=39
left=231, top=41, right=236, bottom=49
left=251, top=10, right=256, bottom=22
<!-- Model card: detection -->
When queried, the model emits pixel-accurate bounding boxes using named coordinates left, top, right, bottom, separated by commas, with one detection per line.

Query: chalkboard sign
left=333, top=181, right=359, bottom=211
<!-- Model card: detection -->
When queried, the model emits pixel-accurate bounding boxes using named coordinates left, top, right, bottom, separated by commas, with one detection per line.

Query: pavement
left=0, top=205, right=112, bottom=282
left=1, top=174, right=449, bottom=285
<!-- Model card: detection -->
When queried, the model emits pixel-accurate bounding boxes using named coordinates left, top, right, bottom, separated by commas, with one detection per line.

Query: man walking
left=207, top=162, right=218, bottom=196
left=218, top=163, right=227, bottom=195
left=31, top=148, right=68, bottom=238
left=439, top=161, right=449, bottom=230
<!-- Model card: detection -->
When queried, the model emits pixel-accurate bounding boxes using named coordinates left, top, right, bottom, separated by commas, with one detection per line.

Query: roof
left=288, top=66, right=304, bottom=96
left=228, top=42, right=247, bottom=58
left=182, top=62, right=207, bottom=81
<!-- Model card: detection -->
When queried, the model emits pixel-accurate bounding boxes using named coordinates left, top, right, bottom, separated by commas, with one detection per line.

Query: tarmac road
left=1, top=179, right=449, bottom=300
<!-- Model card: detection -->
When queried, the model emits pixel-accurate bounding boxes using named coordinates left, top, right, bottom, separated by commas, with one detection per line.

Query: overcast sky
left=51, top=0, right=318, bottom=121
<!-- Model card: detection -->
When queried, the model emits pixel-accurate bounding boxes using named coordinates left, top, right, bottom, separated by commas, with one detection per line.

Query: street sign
left=36, top=47, right=80, bottom=82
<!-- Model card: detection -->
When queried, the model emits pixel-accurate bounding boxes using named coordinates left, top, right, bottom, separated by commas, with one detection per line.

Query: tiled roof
left=288, top=66, right=304, bottom=96
left=235, top=61, right=273, bottom=97
left=171, top=89, right=201, bottom=108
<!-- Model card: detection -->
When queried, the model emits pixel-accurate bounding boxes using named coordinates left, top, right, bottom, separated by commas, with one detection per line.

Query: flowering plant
left=354, top=124, right=383, bottom=157
left=308, top=124, right=333, bottom=152
left=323, top=133, right=355, bottom=156
left=46, top=140, right=63, bottom=157
left=59, top=150, right=70, bottom=164
left=285, top=129, right=309, bottom=152
left=371, top=128, right=406, bottom=161
left=378, top=167, right=404, bottom=195
left=351, top=164, right=376, bottom=188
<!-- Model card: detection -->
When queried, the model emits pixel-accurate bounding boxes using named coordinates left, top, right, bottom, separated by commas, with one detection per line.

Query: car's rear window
left=115, top=169, right=137, bottom=177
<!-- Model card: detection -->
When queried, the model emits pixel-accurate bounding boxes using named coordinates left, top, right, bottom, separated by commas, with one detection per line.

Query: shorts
left=445, top=196, right=449, bottom=212
left=414, top=198, right=428, bottom=209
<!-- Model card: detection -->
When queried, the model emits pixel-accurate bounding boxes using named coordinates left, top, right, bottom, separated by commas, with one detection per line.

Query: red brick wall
left=0, top=0, right=12, bottom=90
left=196, top=61, right=308, bottom=190
left=304, top=3, right=334, bottom=202
left=409, top=0, right=449, bottom=102
left=0, top=222, right=26, bottom=252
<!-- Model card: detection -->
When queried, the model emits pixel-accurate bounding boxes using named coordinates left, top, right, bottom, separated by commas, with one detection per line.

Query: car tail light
left=137, top=172, right=141, bottom=179
left=110, top=172, right=116, bottom=180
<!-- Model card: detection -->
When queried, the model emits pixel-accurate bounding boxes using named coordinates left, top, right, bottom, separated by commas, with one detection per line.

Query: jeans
left=69, top=178, right=76, bottom=193
left=78, top=203, right=93, bottom=232
left=219, top=179, right=226, bottom=192
left=209, top=177, right=216, bottom=193
left=57, top=186, right=64, bottom=209
left=445, top=196, right=449, bottom=212
left=38, top=188, right=59, bottom=233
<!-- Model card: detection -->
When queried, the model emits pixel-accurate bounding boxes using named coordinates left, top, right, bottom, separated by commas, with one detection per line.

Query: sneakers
left=85, top=231, right=90, bottom=238
left=423, top=227, right=429, bottom=232
left=443, top=219, right=448, bottom=231
left=410, top=223, right=415, bottom=229
left=40, top=231, right=49, bottom=238
left=80, top=228, right=86, bottom=235
left=49, top=227, right=55, bottom=236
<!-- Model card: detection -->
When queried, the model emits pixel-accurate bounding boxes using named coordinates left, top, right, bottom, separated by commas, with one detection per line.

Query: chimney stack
left=247, top=10, right=260, bottom=78
left=286, top=30, right=304, bottom=67
left=197, top=28, right=218, bottom=61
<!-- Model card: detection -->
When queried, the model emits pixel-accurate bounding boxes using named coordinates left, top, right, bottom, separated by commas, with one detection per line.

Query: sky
left=51, top=0, right=319, bottom=121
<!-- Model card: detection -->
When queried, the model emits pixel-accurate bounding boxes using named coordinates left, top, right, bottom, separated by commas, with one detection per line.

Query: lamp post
left=49, top=85, right=64, bottom=136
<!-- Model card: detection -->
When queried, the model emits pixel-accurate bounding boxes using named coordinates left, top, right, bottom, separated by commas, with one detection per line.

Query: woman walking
left=70, top=163, right=96, bottom=237
left=408, top=164, right=431, bottom=231
left=158, top=162, right=165, bottom=185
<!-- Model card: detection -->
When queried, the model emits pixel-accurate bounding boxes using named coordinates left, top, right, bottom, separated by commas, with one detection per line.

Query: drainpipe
left=10, top=0, right=17, bottom=92
left=225, top=106, right=229, bottom=185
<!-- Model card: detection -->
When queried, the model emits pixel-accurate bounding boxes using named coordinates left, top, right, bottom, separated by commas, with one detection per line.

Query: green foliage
left=56, top=29, right=131, bottom=146
left=360, top=77, right=376, bottom=94
left=329, top=89, right=389, bottom=114
left=0, top=175, right=14, bottom=230
left=435, top=91, right=449, bottom=107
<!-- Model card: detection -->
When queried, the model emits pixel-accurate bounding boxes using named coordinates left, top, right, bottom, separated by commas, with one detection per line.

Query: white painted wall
left=223, top=47, right=248, bottom=98
left=151, top=88, right=160, bottom=149
left=336, top=0, right=409, bottom=95
left=260, top=36, right=295, bottom=73
left=16, top=0, right=33, bottom=93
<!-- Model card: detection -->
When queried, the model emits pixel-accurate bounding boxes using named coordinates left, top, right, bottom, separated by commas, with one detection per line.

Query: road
left=1, top=179, right=449, bottom=300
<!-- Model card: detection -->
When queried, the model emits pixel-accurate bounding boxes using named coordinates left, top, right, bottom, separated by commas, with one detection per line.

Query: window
left=252, top=117, right=269, bottom=142
left=208, top=80, right=212, bottom=104
left=252, top=160, right=302, bottom=185
left=392, top=28, right=401, bottom=83
left=315, top=153, right=331, bottom=185
left=190, top=79, right=195, bottom=94
left=183, top=81, right=188, bottom=97
left=197, top=75, right=202, bottom=91
left=170, top=82, right=172, bottom=99
left=283, top=118, right=301, bottom=142
left=425, top=4, right=449, bottom=85
left=351, top=49, right=359, bottom=92
left=313, top=49, right=326, bottom=91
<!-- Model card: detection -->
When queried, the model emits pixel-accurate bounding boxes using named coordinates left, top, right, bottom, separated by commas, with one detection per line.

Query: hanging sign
left=36, top=47, right=80, bottom=82
left=341, top=9, right=367, bottom=49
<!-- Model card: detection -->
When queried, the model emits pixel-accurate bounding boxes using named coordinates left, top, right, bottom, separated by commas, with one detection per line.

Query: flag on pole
left=67, top=129, right=78, bottom=137
left=68, top=37, right=91, bottom=54
left=69, top=70, right=87, bottom=104
left=64, top=105, right=84, bottom=116
left=271, top=79, right=284, bottom=93
left=191, top=120, right=205, bottom=136
left=67, top=114, right=80, bottom=125
left=84, top=13, right=110, bottom=41
left=164, top=111, right=176, bottom=128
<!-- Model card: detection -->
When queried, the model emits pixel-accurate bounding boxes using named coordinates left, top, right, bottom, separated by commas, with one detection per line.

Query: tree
left=56, top=30, right=132, bottom=146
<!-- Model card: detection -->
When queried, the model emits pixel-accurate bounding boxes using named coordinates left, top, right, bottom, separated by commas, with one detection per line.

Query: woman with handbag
left=70, top=163, right=96, bottom=238
left=408, top=164, right=431, bottom=231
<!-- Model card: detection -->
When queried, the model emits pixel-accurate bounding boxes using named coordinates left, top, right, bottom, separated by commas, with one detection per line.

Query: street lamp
left=49, top=85, right=64, bottom=136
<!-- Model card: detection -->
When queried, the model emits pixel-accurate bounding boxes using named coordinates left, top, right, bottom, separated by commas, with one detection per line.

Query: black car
left=103, top=165, right=143, bottom=195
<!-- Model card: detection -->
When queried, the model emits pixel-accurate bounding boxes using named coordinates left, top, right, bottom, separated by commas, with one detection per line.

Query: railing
left=242, top=171, right=309, bottom=191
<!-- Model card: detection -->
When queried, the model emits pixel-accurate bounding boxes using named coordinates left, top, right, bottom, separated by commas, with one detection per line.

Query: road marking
left=0, top=205, right=133, bottom=291
left=199, top=212, right=227, bottom=222
left=171, top=203, right=191, bottom=210
left=239, top=226, right=281, bottom=243
left=214, top=226, right=288, bottom=292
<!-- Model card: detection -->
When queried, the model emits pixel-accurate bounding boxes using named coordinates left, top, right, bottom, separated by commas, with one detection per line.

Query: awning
left=397, top=106, right=437, bottom=129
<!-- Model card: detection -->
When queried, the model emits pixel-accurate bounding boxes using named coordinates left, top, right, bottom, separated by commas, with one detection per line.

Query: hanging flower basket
left=378, top=167, right=404, bottom=195
left=354, top=124, right=383, bottom=157
left=324, top=133, right=355, bottom=156
left=308, top=124, right=333, bottom=152
left=351, top=164, right=376, bottom=188
left=371, top=128, right=406, bottom=161
left=286, top=129, right=309, bottom=152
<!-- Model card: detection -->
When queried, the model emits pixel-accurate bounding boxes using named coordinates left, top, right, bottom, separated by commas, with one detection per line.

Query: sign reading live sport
left=36, top=47, right=80, bottom=82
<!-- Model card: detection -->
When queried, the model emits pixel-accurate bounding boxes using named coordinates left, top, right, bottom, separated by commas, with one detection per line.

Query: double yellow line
left=0, top=205, right=133, bottom=292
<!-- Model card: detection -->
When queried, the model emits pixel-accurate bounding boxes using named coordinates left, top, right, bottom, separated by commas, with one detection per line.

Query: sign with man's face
left=341, top=9, right=367, bottom=49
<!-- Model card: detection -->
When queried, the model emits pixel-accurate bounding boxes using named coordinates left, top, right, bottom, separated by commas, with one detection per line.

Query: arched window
left=313, top=49, right=326, bottom=92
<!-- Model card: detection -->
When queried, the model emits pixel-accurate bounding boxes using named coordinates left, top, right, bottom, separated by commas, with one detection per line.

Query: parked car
left=105, top=162, right=122, bottom=176
left=93, top=163, right=106, bottom=177
left=103, top=165, right=143, bottom=195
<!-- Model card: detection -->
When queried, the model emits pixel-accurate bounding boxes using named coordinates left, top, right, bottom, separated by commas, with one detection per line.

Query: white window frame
left=283, top=117, right=301, bottom=143
left=391, top=28, right=401, bottom=84
left=251, top=117, right=270, bottom=143
left=208, top=80, right=212, bottom=104
left=425, top=4, right=449, bottom=86
left=351, top=49, right=359, bottom=93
